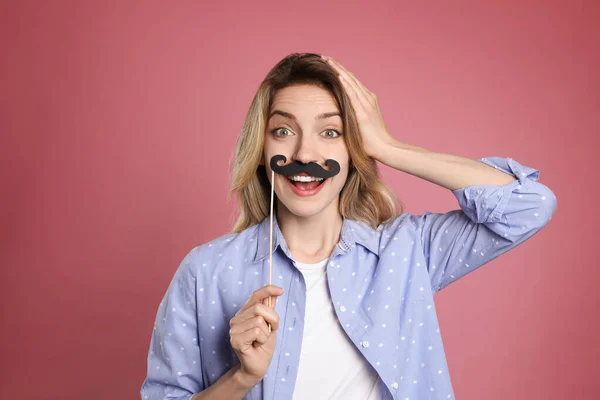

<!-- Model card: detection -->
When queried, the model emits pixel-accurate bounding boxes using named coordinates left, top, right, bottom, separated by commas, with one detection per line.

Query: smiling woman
left=140, top=52, right=557, bottom=400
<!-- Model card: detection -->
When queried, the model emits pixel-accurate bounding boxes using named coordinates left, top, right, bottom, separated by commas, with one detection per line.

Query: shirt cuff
left=451, top=157, right=540, bottom=224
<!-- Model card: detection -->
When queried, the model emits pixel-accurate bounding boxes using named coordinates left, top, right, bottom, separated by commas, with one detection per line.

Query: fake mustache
left=269, top=155, right=340, bottom=179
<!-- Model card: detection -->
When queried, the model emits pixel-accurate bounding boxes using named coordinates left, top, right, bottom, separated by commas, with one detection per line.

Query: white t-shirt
left=291, top=258, right=383, bottom=400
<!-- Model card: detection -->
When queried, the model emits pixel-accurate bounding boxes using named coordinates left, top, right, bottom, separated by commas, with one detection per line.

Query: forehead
left=270, top=85, right=339, bottom=116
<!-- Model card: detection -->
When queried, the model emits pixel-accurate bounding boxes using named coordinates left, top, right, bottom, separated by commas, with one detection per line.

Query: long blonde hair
left=228, top=53, right=403, bottom=233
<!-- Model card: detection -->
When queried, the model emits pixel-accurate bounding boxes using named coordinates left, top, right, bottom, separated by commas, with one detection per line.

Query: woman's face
left=264, top=84, right=350, bottom=219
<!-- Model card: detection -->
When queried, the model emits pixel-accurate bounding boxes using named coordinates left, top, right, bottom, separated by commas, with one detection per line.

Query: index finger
left=240, top=284, right=284, bottom=312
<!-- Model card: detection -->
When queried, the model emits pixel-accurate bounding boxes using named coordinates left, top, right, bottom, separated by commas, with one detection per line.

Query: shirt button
left=391, top=382, right=399, bottom=389
left=361, top=340, right=369, bottom=348
left=340, top=306, right=346, bottom=312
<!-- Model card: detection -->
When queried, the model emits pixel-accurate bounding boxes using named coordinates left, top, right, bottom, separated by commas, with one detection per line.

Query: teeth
left=288, top=175, right=324, bottom=182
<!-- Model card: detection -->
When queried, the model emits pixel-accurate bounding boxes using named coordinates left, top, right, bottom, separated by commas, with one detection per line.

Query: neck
left=276, top=200, right=343, bottom=264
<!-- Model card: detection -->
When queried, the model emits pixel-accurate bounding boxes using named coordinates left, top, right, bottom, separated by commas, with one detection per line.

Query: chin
left=279, top=201, right=333, bottom=219
left=277, top=190, right=342, bottom=219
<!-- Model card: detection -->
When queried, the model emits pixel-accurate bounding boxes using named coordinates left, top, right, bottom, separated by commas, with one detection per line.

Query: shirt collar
left=253, top=214, right=381, bottom=263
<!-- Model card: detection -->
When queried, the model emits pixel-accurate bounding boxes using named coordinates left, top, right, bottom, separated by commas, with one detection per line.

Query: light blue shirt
left=141, top=157, right=557, bottom=399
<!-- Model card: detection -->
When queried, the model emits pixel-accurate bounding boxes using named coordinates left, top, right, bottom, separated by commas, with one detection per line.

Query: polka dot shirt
left=140, top=157, right=557, bottom=399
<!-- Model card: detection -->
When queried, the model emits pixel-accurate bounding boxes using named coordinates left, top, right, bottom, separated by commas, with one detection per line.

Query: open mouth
left=287, top=175, right=326, bottom=190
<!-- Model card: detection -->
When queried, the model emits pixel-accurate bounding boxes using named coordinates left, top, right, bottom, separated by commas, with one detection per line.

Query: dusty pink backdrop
left=1, top=1, right=597, bottom=399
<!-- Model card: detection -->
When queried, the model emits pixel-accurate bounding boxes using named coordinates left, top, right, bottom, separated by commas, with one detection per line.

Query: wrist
left=232, top=365, right=261, bottom=391
left=371, top=137, right=401, bottom=164
left=371, top=135, right=400, bottom=157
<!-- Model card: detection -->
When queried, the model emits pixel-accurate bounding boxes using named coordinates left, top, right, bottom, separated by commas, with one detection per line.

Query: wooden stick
left=267, top=169, right=275, bottom=333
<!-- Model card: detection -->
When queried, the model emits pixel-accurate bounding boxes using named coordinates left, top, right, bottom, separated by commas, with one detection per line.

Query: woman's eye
left=322, top=129, right=341, bottom=138
left=272, top=128, right=292, bottom=137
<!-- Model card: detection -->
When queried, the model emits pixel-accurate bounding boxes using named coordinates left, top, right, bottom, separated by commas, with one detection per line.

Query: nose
left=292, top=134, right=320, bottom=165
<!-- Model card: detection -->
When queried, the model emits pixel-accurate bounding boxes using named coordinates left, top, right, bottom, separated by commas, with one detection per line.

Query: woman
left=141, top=53, right=557, bottom=400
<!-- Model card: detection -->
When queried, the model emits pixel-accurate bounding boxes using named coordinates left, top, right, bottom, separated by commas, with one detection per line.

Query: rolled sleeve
left=451, top=157, right=544, bottom=225
left=417, top=157, right=557, bottom=292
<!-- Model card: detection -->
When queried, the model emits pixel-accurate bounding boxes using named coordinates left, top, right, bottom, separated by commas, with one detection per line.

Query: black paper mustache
left=269, top=155, right=340, bottom=179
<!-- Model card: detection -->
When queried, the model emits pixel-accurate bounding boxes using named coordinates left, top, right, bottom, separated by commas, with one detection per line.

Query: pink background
left=1, top=1, right=598, bottom=399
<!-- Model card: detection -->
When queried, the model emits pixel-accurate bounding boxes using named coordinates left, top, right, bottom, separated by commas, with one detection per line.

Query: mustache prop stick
left=264, top=154, right=341, bottom=332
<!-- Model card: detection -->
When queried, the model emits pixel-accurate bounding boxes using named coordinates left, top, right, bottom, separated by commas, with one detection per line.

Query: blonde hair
left=228, top=53, right=403, bottom=233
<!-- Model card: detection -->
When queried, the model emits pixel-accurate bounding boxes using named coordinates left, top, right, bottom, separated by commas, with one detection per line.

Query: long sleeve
left=141, top=248, right=204, bottom=399
left=416, top=157, right=557, bottom=292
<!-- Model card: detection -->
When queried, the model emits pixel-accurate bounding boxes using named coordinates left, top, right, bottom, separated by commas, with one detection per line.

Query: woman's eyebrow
left=269, top=110, right=341, bottom=121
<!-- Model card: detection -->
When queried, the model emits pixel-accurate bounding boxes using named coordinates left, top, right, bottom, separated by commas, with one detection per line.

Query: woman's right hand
left=229, top=284, right=284, bottom=388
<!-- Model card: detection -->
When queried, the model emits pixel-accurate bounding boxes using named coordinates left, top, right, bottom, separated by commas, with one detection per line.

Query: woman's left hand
left=322, top=55, right=396, bottom=160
